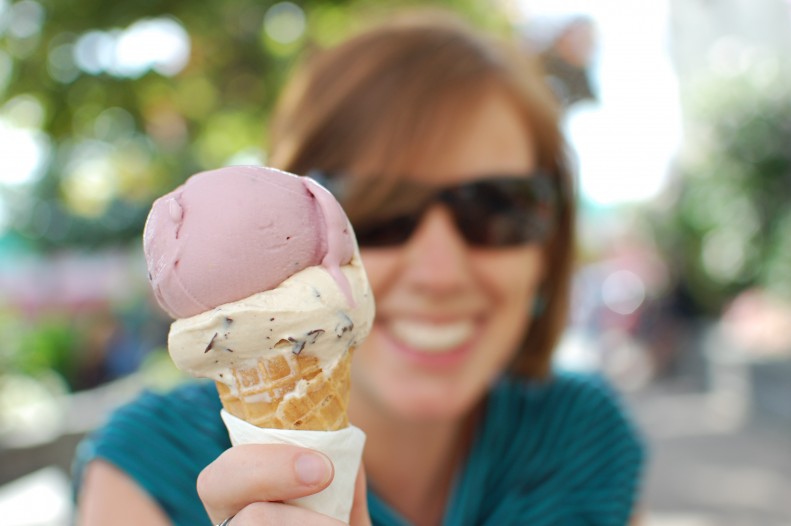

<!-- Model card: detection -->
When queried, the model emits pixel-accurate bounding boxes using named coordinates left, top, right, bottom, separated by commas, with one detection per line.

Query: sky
left=519, top=0, right=683, bottom=209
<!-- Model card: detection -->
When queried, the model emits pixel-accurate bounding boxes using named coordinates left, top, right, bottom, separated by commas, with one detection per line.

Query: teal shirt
left=73, top=372, right=645, bottom=525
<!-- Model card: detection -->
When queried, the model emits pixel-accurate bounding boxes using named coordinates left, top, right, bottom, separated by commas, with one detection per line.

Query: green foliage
left=16, top=316, right=80, bottom=379
left=0, top=309, right=81, bottom=388
left=1, top=0, right=509, bottom=251
left=652, top=72, right=791, bottom=313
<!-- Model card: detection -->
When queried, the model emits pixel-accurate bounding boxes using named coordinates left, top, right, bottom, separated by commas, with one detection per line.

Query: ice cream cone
left=144, top=167, right=372, bottom=522
left=216, top=348, right=353, bottom=431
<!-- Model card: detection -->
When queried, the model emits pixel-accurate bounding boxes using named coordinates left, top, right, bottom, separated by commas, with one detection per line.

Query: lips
left=387, top=318, right=476, bottom=353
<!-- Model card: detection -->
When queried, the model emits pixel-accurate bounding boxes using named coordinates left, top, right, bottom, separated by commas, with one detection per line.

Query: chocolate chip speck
left=288, top=337, right=307, bottom=355
left=204, top=332, right=218, bottom=353
left=270, top=317, right=275, bottom=322
left=335, top=314, right=354, bottom=338
left=307, top=329, right=325, bottom=344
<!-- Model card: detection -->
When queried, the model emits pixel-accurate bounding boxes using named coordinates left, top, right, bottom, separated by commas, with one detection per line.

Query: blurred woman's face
left=351, top=92, right=546, bottom=423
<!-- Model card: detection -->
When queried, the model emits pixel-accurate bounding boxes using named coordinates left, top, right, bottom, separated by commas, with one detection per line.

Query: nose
left=401, top=204, right=473, bottom=295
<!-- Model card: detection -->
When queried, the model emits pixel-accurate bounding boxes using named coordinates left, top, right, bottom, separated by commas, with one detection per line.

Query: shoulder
left=481, top=370, right=646, bottom=482
left=489, top=370, right=640, bottom=432
left=80, top=379, right=228, bottom=461
left=468, top=372, right=646, bottom=522
left=94, top=380, right=226, bottom=443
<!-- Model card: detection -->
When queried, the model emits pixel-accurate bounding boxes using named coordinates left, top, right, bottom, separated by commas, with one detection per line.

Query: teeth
left=388, top=319, right=475, bottom=353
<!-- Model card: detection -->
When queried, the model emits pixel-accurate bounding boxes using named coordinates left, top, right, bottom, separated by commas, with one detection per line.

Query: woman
left=74, top=10, right=644, bottom=526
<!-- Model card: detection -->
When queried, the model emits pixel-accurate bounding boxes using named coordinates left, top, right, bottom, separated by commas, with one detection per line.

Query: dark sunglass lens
left=354, top=215, right=421, bottom=247
left=447, top=176, right=557, bottom=247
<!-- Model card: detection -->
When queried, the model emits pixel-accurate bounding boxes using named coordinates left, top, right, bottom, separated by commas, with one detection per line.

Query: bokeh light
left=0, top=94, right=49, bottom=187
left=263, top=2, right=306, bottom=45
left=602, top=269, right=646, bottom=315
left=61, top=140, right=117, bottom=217
left=47, top=41, right=80, bottom=84
left=5, top=0, right=45, bottom=40
left=0, top=124, right=48, bottom=186
left=73, top=17, right=190, bottom=78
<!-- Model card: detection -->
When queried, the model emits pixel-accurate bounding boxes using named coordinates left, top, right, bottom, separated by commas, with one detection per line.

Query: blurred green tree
left=652, top=71, right=791, bottom=314
left=0, top=0, right=508, bottom=250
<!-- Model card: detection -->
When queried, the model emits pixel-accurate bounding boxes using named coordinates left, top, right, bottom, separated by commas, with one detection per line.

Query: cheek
left=359, top=248, right=401, bottom=298
left=476, top=248, right=544, bottom=366
left=475, top=246, right=545, bottom=304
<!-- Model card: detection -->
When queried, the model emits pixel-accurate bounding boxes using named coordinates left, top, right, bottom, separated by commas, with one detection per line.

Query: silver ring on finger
left=216, top=515, right=235, bottom=526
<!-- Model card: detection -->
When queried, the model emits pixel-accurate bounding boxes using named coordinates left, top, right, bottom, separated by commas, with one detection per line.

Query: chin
left=352, top=324, right=517, bottom=423
left=379, top=374, right=485, bottom=423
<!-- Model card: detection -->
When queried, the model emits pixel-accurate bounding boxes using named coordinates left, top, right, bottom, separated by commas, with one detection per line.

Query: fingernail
left=295, top=453, right=330, bottom=485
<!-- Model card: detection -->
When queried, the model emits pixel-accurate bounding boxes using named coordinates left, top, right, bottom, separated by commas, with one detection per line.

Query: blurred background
left=0, top=0, right=789, bottom=524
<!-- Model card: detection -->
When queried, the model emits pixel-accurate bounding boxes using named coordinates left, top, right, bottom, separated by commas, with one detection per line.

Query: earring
left=532, top=294, right=546, bottom=317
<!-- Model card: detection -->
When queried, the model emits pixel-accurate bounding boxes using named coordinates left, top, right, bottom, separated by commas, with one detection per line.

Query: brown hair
left=269, top=10, right=576, bottom=379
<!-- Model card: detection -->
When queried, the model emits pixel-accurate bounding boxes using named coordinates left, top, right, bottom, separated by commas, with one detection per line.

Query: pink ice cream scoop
left=143, top=166, right=355, bottom=318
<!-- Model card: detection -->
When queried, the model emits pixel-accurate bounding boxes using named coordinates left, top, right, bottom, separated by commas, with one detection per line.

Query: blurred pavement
left=630, top=377, right=791, bottom=526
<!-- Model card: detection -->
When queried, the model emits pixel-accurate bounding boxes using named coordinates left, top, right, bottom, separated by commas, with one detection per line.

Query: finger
left=231, top=501, right=347, bottom=526
left=198, top=444, right=334, bottom=524
left=349, top=462, right=372, bottom=526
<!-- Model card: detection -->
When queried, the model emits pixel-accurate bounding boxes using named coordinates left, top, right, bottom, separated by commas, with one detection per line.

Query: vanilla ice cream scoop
left=143, top=165, right=355, bottom=318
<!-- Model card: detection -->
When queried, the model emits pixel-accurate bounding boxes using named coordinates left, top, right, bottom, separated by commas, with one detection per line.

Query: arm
left=77, top=460, right=170, bottom=526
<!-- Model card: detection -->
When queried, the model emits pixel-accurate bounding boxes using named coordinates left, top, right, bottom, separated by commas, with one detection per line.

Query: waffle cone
left=215, top=349, right=353, bottom=431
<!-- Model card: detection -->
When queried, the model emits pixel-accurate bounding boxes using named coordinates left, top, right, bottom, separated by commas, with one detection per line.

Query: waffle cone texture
left=216, top=349, right=353, bottom=431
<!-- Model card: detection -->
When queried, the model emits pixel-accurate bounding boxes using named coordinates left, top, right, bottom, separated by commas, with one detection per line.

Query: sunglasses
left=310, top=170, right=560, bottom=248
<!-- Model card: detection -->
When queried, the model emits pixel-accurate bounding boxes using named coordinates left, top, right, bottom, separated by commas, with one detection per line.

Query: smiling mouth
left=387, top=318, right=477, bottom=353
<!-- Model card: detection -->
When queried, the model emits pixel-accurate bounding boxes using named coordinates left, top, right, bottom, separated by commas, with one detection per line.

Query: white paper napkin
left=220, top=409, right=366, bottom=523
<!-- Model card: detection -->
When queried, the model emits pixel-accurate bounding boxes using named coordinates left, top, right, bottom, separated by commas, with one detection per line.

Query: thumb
left=349, top=462, right=371, bottom=526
